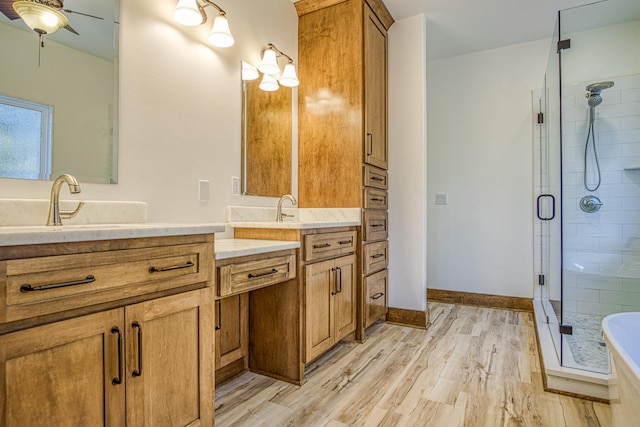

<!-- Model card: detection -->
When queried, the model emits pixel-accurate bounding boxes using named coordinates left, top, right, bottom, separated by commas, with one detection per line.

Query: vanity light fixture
left=172, top=0, right=234, bottom=48
left=257, top=43, right=299, bottom=88
left=241, top=61, right=259, bottom=81
left=259, top=73, right=279, bottom=92
left=13, top=0, right=68, bottom=35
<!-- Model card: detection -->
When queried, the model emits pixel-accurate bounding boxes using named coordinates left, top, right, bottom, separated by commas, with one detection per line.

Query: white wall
left=426, top=37, right=550, bottom=298
left=0, top=0, right=298, bottom=234
left=388, top=15, right=427, bottom=311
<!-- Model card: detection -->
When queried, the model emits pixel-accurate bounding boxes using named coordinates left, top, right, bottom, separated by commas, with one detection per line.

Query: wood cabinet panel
left=304, top=230, right=357, bottom=262
left=363, top=187, right=388, bottom=209
left=363, top=210, right=388, bottom=242
left=0, top=309, right=125, bottom=426
left=217, top=253, right=295, bottom=297
left=3, top=243, right=211, bottom=323
left=363, top=240, right=388, bottom=275
left=365, top=269, right=388, bottom=328
left=364, top=6, right=388, bottom=169
left=304, top=258, right=335, bottom=362
left=363, top=164, right=388, bottom=189
left=334, top=254, right=356, bottom=341
left=215, top=294, right=248, bottom=371
left=125, top=288, right=213, bottom=427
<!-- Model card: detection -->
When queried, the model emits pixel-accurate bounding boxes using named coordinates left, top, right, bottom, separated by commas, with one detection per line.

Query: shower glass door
left=557, top=0, right=640, bottom=374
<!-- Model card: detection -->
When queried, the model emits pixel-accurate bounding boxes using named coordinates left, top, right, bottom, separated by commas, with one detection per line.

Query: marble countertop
left=0, top=223, right=226, bottom=247
left=227, top=206, right=361, bottom=229
left=215, top=239, right=300, bottom=260
left=227, top=220, right=360, bottom=229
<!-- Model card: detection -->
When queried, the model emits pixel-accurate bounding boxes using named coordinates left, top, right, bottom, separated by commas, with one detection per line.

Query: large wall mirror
left=0, top=0, right=119, bottom=184
left=241, top=65, right=292, bottom=197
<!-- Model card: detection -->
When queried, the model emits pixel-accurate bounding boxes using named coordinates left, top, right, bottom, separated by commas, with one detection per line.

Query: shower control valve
left=579, top=195, right=603, bottom=213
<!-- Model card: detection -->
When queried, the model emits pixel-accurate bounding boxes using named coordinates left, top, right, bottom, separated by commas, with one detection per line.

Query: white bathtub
left=602, top=312, right=640, bottom=425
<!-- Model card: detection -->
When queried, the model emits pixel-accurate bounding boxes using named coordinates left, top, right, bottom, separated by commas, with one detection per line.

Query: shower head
left=585, top=81, right=614, bottom=108
left=586, top=81, right=614, bottom=94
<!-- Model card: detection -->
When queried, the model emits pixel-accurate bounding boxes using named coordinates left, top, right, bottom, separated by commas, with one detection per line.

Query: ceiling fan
left=0, top=0, right=103, bottom=36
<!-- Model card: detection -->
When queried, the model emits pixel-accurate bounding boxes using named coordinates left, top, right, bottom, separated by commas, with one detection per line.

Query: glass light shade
left=241, top=61, right=259, bottom=81
left=259, top=73, right=279, bottom=92
left=13, top=1, right=68, bottom=35
left=258, top=48, right=280, bottom=75
left=279, top=63, right=299, bottom=87
left=208, top=14, right=234, bottom=48
left=173, top=0, right=203, bottom=26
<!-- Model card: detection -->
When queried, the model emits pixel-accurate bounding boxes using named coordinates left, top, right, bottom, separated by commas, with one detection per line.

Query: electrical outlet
left=231, top=176, right=240, bottom=195
left=435, top=193, right=448, bottom=205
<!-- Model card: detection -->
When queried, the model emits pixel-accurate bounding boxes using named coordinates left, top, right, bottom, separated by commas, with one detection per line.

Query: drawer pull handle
left=215, top=300, right=221, bottom=331
left=111, top=327, right=123, bottom=385
left=371, top=224, right=385, bottom=228
left=371, top=176, right=385, bottom=182
left=371, top=292, right=385, bottom=300
left=367, top=133, right=373, bottom=155
left=313, top=243, right=331, bottom=249
left=338, top=240, right=352, bottom=245
left=132, top=321, right=142, bottom=377
left=20, top=275, right=96, bottom=292
left=336, top=266, right=342, bottom=294
left=149, top=261, right=194, bottom=273
left=370, top=198, right=385, bottom=202
left=248, top=268, right=278, bottom=279
left=371, top=253, right=384, bottom=259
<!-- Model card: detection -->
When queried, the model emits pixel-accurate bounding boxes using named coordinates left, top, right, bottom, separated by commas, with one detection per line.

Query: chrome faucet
left=46, top=174, right=85, bottom=226
left=276, top=194, right=297, bottom=222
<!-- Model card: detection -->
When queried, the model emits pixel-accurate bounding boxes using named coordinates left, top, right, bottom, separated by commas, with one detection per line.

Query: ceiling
left=382, top=0, right=602, bottom=60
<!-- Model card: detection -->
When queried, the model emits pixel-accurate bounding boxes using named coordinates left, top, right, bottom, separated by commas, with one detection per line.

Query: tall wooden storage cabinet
left=296, top=0, right=394, bottom=339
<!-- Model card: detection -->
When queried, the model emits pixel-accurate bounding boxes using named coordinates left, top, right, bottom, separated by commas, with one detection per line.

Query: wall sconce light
left=172, top=0, right=234, bottom=48
left=12, top=0, right=69, bottom=35
left=257, top=43, right=299, bottom=88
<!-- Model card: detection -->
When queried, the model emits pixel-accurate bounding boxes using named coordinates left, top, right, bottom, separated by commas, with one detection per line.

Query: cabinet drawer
left=3, top=243, right=212, bottom=323
left=363, top=164, right=388, bottom=190
left=363, top=188, right=388, bottom=209
left=362, top=210, right=388, bottom=242
left=304, top=231, right=357, bottom=262
left=365, top=269, right=388, bottom=328
left=362, top=240, right=388, bottom=275
left=217, top=253, right=296, bottom=297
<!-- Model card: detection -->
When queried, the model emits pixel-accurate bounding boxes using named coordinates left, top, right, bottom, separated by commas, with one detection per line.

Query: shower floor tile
left=562, top=311, right=609, bottom=373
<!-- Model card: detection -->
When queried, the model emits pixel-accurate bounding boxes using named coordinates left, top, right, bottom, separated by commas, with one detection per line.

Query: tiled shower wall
left=562, top=74, right=640, bottom=316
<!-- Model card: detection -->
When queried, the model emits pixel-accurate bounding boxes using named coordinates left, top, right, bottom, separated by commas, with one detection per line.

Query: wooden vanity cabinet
left=214, top=249, right=298, bottom=385
left=0, top=235, right=215, bottom=427
left=296, top=0, right=393, bottom=339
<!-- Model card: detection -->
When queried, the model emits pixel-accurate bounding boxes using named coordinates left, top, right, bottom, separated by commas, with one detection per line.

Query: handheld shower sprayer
left=583, top=81, right=614, bottom=192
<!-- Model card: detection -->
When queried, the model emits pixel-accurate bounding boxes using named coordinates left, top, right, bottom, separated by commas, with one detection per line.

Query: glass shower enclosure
left=536, top=0, right=640, bottom=375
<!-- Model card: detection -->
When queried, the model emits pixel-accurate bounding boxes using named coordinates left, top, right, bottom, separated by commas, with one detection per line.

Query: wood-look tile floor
left=214, top=302, right=611, bottom=426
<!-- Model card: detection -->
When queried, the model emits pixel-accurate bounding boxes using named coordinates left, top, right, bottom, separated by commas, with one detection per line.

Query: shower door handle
left=536, top=194, right=555, bottom=221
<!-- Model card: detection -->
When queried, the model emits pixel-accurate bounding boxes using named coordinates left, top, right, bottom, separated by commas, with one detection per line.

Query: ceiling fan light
left=279, top=63, right=299, bottom=87
left=258, top=48, right=280, bottom=75
left=13, top=0, right=69, bottom=35
left=259, top=73, right=279, bottom=92
left=208, top=14, right=234, bottom=48
left=173, top=0, right=203, bottom=26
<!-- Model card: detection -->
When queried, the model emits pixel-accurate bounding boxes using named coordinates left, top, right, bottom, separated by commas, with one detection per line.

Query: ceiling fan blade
left=62, top=8, right=103, bottom=20
left=0, top=0, right=20, bottom=20
left=63, top=23, right=79, bottom=35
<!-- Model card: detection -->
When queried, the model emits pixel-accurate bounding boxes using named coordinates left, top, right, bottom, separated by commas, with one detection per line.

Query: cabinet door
left=304, top=258, right=335, bottom=363
left=125, top=288, right=214, bottom=427
left=0, top=309, right=125, bottom=426
left=364, top=5, right=388, bottom=169
left=215, top=293, right=249, bottom=370
left=333, top=254, right=357, bottom=341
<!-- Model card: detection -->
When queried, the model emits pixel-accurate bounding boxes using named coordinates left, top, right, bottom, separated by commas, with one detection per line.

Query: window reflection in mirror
left=241, top=65, right=292, bottom=197
left=0, top=0, right=119, bottom=184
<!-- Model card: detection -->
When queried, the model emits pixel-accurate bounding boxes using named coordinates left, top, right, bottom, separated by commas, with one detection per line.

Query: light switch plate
left=198, top=180, right=209, bottom=201
left=231, top=176, right=241, bottom=196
